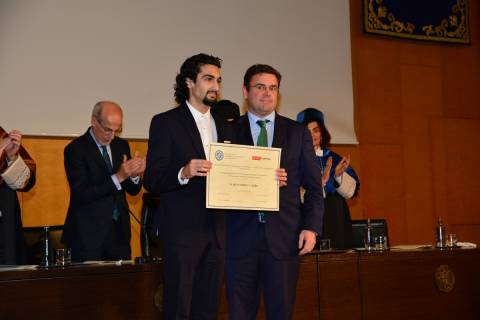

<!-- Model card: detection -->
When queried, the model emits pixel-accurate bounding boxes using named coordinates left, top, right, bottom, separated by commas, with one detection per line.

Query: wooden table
left=242, top=248, right=480, bottom=320
left=1, top=248, right=479, bottom=319
left=0, top=262, right=162, bottom=319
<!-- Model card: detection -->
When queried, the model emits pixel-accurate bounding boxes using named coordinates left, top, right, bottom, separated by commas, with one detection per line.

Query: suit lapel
left=237, top=115, right=254, bottom=146
left=176, top=102, right=206, bottom=159
left=84, top=129, right=112, bottom=174
left=272, top=114, right=287, bottom=167
left=272, top=114, right=286, bottom=149
left=110, top=138, right=123, bottom=172
left=212, top=112, right=224, bottom=143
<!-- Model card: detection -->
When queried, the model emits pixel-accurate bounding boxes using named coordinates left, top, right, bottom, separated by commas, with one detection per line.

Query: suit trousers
left=226, top=223, right=299, bottom=320
left=162, top=232, right=225, bottom=320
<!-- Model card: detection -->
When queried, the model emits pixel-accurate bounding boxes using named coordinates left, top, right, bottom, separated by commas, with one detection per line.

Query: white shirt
left=178, top=102, right=218, bottom=184
left=186, top=101, right=218, bottom=159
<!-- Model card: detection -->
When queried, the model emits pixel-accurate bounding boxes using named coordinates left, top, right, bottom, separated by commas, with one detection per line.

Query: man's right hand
left=181, top=159, right=212, bottom=179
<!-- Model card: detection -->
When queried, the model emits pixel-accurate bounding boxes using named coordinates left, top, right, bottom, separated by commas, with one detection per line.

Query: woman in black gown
left=297, top=108, right=360, bottom=249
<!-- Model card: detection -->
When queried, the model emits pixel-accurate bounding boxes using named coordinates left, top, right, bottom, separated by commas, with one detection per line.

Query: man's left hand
left=298, top=229, right=317, bottom=255
left=276, top=168, right=287, bottom=187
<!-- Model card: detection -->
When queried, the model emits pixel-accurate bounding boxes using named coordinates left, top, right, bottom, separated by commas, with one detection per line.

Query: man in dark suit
left=144, top=53, right=233, bottom=319
left=226, top=64, right=324, bottom=320
left=63, top=101, right=145, bottom=262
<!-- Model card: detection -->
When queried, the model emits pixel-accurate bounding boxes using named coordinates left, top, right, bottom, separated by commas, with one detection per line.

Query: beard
left=203, top=97, right=216, bottom=107
left=203, top=91, right=217, bottom=107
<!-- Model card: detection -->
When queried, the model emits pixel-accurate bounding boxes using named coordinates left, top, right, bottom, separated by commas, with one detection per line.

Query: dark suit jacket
left=227, top=114, right=324, bottom=259
left=62, top=129, right=141, bottom=253
left=143, top=103, right=234, bottom=248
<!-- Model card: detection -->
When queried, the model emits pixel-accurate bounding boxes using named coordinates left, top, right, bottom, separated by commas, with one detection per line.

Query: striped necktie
left=101, top=146, right=120, bottom=221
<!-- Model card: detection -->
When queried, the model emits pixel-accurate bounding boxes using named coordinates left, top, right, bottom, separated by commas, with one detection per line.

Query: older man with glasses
left=62, top=101, right=145, bottom=262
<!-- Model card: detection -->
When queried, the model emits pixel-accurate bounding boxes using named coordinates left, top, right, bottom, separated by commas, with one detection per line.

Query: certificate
left=206, top=143, right=281, bottom=211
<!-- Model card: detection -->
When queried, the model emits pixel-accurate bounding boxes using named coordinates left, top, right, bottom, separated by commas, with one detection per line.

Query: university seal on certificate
left=206, top=143, right=281, bottom=211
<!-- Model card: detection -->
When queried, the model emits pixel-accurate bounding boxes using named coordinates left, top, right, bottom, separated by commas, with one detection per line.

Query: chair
left=140, top=193, right=162, bottom=259
left=351, top=219, right=389, bottom=248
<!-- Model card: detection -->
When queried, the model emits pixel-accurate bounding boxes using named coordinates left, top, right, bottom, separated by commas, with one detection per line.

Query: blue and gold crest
left=363, top=0, right=470, bottom=44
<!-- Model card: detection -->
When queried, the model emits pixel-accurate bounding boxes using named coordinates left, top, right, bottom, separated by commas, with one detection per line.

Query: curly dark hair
left=174, top=53, right=222, bottom=104
left=243, top=64, right=282, bottom=90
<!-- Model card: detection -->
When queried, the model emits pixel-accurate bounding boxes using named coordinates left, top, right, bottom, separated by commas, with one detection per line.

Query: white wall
left=0, top=0, right=356, bottom=143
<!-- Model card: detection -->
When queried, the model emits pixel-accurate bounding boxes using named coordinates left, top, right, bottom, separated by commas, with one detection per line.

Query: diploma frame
left=206, top=143, right=281, bottom=211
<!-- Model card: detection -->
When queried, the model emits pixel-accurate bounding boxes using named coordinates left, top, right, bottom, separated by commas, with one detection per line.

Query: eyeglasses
left=249, top=84, right=279, bottom=93
left=95, top=118, right=122, bottom=135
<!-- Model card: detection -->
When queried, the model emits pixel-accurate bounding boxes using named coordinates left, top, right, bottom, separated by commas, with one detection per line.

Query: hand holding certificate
left=206, top=143, right=281, bottom=211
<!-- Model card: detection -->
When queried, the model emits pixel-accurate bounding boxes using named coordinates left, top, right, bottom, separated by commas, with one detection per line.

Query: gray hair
left=92, top=101, right=104, bottom=119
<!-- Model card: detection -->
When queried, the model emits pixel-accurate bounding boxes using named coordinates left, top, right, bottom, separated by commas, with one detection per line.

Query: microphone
left=118, top=193, right=162, bottom=264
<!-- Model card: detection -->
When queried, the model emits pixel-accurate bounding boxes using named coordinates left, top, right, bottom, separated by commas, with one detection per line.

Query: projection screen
left=0, top=0, right=357, bottom=144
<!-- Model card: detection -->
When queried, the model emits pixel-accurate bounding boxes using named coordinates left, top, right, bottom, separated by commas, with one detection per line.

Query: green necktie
left=256, top=120, right=269, bottom=223
left=256, top=120, right=269, bottom=147
left=101, top=146, right=120, bottom=221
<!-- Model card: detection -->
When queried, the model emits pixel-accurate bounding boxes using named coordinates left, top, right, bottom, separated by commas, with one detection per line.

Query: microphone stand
left=118, top=196, right=160, bottom=264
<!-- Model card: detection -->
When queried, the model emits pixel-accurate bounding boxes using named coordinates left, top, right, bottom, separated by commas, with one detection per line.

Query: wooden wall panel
left=350, top=0, right=480, bottom=247
left=20, top=137, right=71, bottom=226
left=431, top=118, right=480, bottom=245
left=400, top=65, right=442, bottom=243
left=398, top=42, right=441, bottom=67
left=354, top=40, right=403, bottom=145
left=358, top=144, right=406, bottom=244
left=450, top=225, right=480, bottom=245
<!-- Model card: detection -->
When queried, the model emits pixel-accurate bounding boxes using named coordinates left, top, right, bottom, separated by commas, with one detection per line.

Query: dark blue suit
left=143, top=103, right=233, bottom=319
left=226, top=113, right=323, bottom=320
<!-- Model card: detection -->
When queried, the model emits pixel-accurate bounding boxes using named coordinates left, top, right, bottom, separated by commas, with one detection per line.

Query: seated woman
left=296, top=108, right=359, bottom=249
left=0, top=127, right=36, bottom=264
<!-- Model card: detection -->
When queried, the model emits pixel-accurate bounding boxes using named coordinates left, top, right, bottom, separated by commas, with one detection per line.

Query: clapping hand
left=334, top=154, right=350, bottom=178
left=4, top=130, right=22, bottom=162
left=117, top=151, right=146, bottom=182
left=322, top=156, right=333, bottom=185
